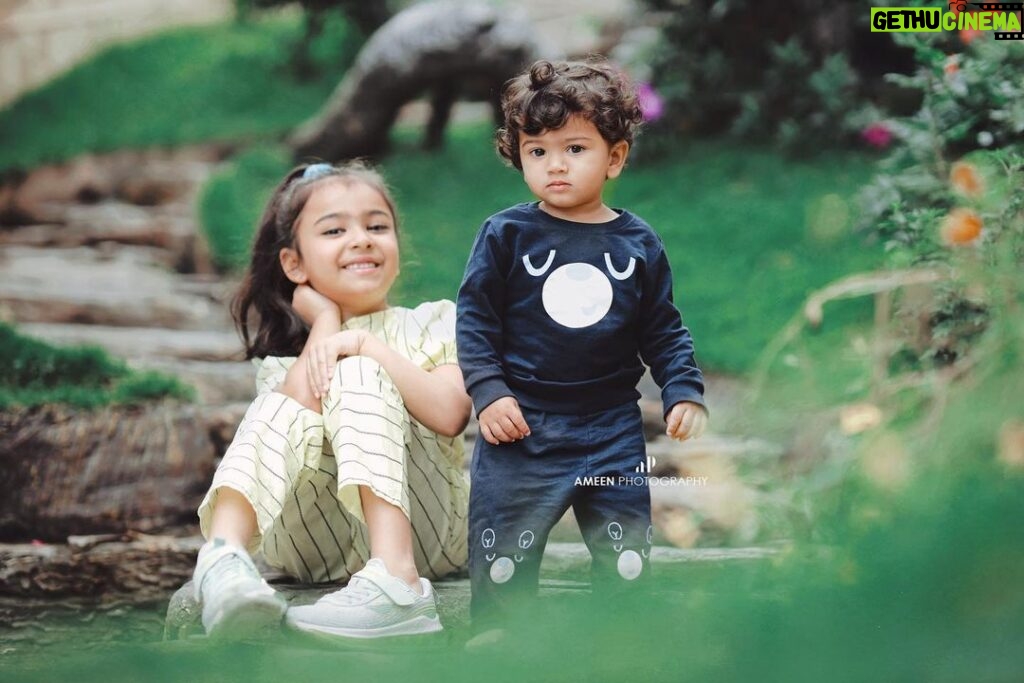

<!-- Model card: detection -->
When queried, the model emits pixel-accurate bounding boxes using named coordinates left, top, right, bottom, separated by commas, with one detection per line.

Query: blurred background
left=0, top=0, right=1022, bottom=680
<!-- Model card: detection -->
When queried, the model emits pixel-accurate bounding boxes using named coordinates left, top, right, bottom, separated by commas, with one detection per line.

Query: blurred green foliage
left=0, top=322, right=193, bottom=409
left=635, top=0, right=910, bottom=155
left=858, top=38, right=1024, bottom=262
left=4, top=419, right=1024, bottom=680
left=233, top=0, right=396, bottom=35
left=232, top=0, right=382, bottom=79
left=198, top=126, right=883, bottom=374
left=198, top=146, right=292, bottom=271
left=0, top=14, right=360, bottom=172
left=854, top=36, right=1024, bottom=374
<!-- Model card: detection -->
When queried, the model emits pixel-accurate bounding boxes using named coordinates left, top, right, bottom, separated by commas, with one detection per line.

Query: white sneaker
left=193, top=539, right=287, bottom=639
left=285, top=558, right=442, bottom=639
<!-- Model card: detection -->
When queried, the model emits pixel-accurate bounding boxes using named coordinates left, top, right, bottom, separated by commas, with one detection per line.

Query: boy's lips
left=547, top=181, right=571, bottom=189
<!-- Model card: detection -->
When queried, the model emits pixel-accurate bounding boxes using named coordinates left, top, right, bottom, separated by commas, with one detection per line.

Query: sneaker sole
left=285, top=613, right=443, bottom=640
left=207, top=592, right=287, bottom=640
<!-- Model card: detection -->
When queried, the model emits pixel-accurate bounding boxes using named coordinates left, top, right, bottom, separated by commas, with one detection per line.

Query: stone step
left=0, top=245, right=233, bottom=329
left=0, top=535, right=777, bottom=653
left=163, top=541, right=777, bottom=640
left=0, top=201, right=210, bottom=273
left=19, top=322, right=242, bottom=361
left=130, top=358, right=256, bottom=405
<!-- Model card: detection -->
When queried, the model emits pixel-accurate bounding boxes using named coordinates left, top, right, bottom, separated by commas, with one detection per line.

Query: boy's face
left=519, top=115, right=628, bottom=223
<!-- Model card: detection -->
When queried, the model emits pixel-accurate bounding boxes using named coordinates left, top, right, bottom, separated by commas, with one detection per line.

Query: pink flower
left=637, top=82, right=665, bottom=123
left=861, top=123, right=893, bottom=149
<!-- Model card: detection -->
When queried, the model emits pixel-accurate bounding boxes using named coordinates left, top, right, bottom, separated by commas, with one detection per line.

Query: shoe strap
left=355, top=568, right=418, bottom=606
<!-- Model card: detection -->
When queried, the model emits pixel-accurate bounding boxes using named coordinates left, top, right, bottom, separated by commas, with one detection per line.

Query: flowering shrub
left=857, top=35, right=1024, bottom=367
left=861, top=123, right=895, bottom=150
left=635, top=0, right=906, bottom=154
left=858, top=36, right=1024, bottom=263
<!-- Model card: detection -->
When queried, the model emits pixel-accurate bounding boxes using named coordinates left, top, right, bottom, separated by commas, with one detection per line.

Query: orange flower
left=940, top=208, right=983, bottom=246
left=950, top=161, right=984, bottom=197
left=960, top=26, right=983, bottom=44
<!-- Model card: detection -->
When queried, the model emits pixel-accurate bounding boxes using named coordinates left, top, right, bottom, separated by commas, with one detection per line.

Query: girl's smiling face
left=279, top=178, right=399, bottom=319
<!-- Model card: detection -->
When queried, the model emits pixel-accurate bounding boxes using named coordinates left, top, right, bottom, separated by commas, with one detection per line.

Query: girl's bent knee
left=332, top=355, right=397, bottom=391
left=324, top=356, right=407, bottom=424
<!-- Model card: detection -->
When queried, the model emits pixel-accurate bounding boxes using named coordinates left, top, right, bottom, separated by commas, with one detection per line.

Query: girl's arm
left=276, top=291, right=342, bottom=413
left=305, top=328, right=470, bottom=437
left=357, top=332, right=471, bottom=438
left=288, top=287, right=471, bottom=436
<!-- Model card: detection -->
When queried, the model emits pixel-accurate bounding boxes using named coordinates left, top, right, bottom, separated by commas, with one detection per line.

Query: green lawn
left=0, top=322, right=192, bottom=409
left=0, top=14, right=359, bottom=171
left=202, top=126, right=884, bottom=375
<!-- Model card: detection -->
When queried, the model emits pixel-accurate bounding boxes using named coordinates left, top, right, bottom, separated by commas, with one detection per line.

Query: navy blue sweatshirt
left=456, top=202, right=705, bottom=417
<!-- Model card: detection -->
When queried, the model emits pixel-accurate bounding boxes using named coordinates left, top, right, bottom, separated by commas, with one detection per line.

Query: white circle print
left=617, top=550, right=643, bottom=580
left=490, top=557, right=516, bottom=584
left=541, top=263, right=613, bottom=328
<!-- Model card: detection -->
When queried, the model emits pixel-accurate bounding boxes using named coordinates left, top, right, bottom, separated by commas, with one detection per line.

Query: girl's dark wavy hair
left=496, top=58, right=644, bottom=170
left=232, top=161, right=399, bottom=359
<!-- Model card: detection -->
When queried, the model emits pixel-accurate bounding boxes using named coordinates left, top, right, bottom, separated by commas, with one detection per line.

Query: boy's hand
left=478, top=396, right=531, bottom=445
left=292, top=284, right=340, bottom=325
left=666, top=401, right=707, bottom=441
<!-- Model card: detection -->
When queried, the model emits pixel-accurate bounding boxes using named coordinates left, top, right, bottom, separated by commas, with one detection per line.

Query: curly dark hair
left=232, top=161, right=399, bottom=359
left=496, top=58, right=644, bottom=170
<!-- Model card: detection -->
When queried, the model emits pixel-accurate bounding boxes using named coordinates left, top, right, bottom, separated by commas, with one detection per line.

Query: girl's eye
left=568, top=144, right=584, bottom=154
left=368, top=224, right=391, bottom=233
left=527, top=148, right=545, bottom=158
left=323, top=227, right=344, bottom=236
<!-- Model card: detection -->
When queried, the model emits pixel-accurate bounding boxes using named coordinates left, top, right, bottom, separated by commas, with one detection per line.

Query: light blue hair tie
left=302, top=163, right=334, bottom=180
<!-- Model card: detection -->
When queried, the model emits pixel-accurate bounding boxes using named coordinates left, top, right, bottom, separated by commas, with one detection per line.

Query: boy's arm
left=638, top=242, right=707, bottom=419
left=456, top=221, right=516, bottom=416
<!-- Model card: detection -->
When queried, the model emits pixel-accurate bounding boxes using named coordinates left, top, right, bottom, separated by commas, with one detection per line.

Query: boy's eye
left=323, top=227, right=345, bottom=235
left=367, top=224, right=391, bottom=232
left=527, top=148, right=545, bottom=158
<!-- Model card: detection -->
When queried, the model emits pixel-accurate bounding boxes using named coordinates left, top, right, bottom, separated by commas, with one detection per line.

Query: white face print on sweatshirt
left=522, top=251, right=636, bottom=329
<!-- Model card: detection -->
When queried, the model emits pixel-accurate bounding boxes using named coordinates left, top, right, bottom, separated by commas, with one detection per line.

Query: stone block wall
left=0, top=0, right=232, bottom=108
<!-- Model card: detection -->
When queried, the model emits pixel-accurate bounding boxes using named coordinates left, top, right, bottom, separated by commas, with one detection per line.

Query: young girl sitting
left=192, top=162, right=471, bottom=640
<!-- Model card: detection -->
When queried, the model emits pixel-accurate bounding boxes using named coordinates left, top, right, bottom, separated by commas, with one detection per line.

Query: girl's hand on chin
left=292, top=284, right=339, bottom=325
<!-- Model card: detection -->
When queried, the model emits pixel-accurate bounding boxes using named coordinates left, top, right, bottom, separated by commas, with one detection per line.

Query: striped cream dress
left=197, top=300, right=469, bottom=583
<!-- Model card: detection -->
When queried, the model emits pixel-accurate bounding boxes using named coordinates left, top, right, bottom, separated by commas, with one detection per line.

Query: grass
left=0, top=322, right=193, bottom=409
left=4, top=412, right=1024, bottom=682
left=4, top=358, right=1023, bottom=681
left=200, top=125, right=885, bottom=374
left=0, top=12, right=359, bottom=172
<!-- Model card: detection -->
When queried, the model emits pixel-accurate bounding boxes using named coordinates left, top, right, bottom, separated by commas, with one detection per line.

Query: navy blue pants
left=468, top=400, right=653, bottom=625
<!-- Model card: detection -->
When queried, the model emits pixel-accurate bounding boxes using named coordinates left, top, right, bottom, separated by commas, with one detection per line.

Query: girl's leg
left=360, top=485, right=420, bottom=591
left=206, top=487, right=258, bottom=548
left=286, top=355, right=457, bottom=638
left=194, top=391, right=325, bottom=637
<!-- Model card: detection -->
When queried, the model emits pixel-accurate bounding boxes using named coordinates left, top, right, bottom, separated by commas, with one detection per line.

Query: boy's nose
left=547, top=154, right=567, bottom=172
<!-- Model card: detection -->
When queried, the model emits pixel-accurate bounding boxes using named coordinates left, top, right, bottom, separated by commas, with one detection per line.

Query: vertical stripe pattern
left=197, top=300, right=468, bottom=583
